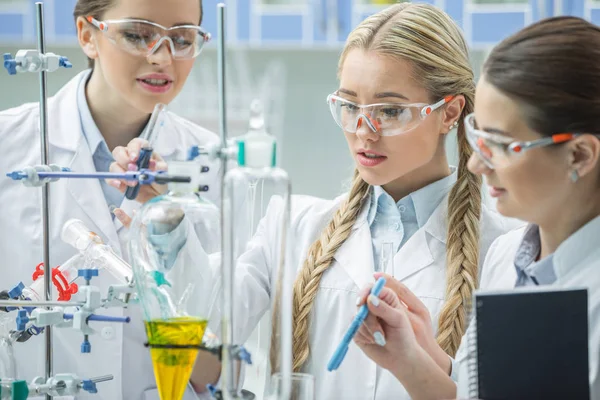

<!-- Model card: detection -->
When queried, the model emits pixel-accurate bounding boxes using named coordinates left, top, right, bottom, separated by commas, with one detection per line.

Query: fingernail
left=356, top=297, right=362, bottom=306
left=369, top=295, right=380, bottom=307
left=113, top=208, right=123, bottom=217
left=374, top=331, right=386, bottom=346
left=108, top=180, right=121, bottom=188
left=130, top=152, right=137, bottom=161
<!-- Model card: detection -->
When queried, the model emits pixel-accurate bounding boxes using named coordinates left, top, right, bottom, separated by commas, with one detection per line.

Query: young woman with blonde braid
left=166, top=3, right=516, bottom=398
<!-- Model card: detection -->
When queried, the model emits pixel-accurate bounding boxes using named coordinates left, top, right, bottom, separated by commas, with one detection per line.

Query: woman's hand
left=353, top=281, right=422, bottom=372
left=355, top=273, right=452, bottom=374
left=107, top=138, right=168, bottom=204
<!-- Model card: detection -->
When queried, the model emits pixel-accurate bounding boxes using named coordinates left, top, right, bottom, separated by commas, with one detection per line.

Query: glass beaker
left=267, top=373, right=315, bottom=400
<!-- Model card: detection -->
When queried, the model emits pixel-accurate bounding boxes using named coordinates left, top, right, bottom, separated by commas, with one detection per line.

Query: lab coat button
left=398, top=205, right=406, bottom=213
left=101, top=326, right=115, bottom=340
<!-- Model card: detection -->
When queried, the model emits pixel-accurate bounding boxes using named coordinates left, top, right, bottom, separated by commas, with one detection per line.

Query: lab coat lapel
left=48, top=71, right=120, bottom=249
left=333, top=205, right=374, bottom=290
left=393, top=197, right=448, bottom=281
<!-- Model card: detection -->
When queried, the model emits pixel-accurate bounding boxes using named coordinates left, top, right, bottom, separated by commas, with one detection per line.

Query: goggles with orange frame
left=464, top=113, right=593, bottom=168
left=326, top=93, right=454, bottom=136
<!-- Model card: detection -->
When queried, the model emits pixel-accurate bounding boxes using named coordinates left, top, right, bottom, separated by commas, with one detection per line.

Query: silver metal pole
left=35, top=3, right=53, bottom=399
left=216, top=3, right=238, bottom=398
left=0, top=300, right=85, bottom=308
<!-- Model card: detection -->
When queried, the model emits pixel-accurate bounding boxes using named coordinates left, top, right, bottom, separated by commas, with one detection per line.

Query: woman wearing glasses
left=132, top=3, right=519, bottom=398
left=353, top=16, right=600, bottom=400
left=0, top=0, right=218, bottom=399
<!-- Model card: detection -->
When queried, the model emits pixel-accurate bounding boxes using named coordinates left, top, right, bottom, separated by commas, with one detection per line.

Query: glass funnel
left=129, top=159, right=220, bottom=400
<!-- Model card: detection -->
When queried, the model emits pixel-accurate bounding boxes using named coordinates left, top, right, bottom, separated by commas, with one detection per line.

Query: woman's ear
left=441, top=95, right=465, bottom=134
left=77, top=16, right=99, bottom=62
left=568, top=134, right=600, bottom=180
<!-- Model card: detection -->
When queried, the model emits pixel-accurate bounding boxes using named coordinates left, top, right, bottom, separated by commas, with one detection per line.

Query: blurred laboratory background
left=0, top=0, right=595, bottom=198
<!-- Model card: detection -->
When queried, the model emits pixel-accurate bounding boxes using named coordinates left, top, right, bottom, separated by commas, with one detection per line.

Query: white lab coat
left=455, top=217, right=600, bottom=399
left=0, top=71, right=220, bottom=399
left=190, top=192, right=516, bottom=400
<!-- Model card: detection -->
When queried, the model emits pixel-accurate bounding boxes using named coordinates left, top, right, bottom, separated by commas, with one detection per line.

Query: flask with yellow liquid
left=129, top=156, right=220, bottom=400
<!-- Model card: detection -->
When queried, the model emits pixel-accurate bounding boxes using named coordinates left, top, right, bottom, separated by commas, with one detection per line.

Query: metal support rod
left=34, top=3, right=53, bottom=398
left=0, top=300, right=85, bottom=308
left=90, top=375, right=114, bottom=384
left=216, top=3, right=238, bottom=399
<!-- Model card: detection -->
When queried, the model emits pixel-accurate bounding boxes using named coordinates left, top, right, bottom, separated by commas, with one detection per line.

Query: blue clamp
left=81, top=338, right=91, bottom=354
left=206, top=384, right=218, bottom=397
left=81, top=379, right=98, bottom=394
left=3, top=53, right=17, bottom=75
left=16, top=310, right=29, bottom=331
left=59, top=56, right=72, bottom=69
left=8, top=282, right=25, bottom=299
left=6, top=171, right=27, bottom=180
left=187, top=145, right=201, bottom=161
left=235, top=346, right=253, bottom=365
left=78, top=269, right=99, bottom=282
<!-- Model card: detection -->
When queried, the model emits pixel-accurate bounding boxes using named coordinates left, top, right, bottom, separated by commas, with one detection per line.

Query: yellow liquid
left=145, top=317, right=207, bottom=400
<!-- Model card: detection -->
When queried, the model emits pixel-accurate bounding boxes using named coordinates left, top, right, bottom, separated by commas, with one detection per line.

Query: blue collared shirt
left=367, top=169, right=457, bottom=272
left=76, top=71, right=125, bottom=214
left=514, top=224, right=558, bottom=286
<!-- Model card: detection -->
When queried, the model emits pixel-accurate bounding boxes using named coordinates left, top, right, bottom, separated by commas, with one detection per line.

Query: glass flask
left=0, top=319, right=17, bottom=399
left=129, top=159, right=220, bottom=400
left=220, top=100, right=296, bottom=399
left=61, top=219, right=133, bottom=284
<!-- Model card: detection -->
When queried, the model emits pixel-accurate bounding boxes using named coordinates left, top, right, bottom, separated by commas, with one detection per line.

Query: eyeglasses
left=326, top=93, right=453, bottom=137
left=465, top=113, right=583, bottom=169
left=86, top=16, right=211, bottom=60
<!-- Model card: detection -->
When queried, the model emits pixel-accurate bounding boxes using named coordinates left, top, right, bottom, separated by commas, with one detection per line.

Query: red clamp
left=32, top=263, right=79, bottom=301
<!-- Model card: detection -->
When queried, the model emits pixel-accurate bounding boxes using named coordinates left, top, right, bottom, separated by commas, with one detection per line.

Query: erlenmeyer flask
left=129, top=160, right=220, bottom=400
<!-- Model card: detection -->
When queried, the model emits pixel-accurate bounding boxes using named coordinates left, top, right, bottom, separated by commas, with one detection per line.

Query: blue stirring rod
left=327, top=276, right=387, bottom=372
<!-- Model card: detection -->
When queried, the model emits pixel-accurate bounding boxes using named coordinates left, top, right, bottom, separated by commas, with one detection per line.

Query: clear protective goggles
left=464, top=113, right=586, bottom=169
left=326, top=93, right=454, bottom=137
left=87, top=16, right=211, bottom=60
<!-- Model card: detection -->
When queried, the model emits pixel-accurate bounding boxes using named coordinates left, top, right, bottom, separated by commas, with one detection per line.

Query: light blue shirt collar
left=367, top=167, right=458, bottom=228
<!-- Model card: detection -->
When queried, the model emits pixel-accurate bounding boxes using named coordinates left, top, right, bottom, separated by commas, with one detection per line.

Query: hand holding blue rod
left=125, top=103, right=167, bottom=200
left=327, top=276, right=386, bottom=372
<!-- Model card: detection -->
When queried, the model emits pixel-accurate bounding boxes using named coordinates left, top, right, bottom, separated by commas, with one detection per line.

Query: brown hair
left=275, top=3, right=482, bottom=373
left=483, top=16, right=600, bottom=137
left=73, top=0, right=204, bottom=68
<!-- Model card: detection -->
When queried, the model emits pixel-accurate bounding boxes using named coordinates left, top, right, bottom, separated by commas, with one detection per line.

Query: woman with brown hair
left=0, top=0, right=219, bottom=398
left=353, top=15, right=600, bottom=400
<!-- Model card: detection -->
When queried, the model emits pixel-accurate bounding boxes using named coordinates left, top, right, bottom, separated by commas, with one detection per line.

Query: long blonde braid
left=289, top=172, right=369, bottom=372
left=436, top=98, right=481, bottom=357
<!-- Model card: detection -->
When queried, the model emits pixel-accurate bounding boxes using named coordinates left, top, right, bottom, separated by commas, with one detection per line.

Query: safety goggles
left=326, top=93, right=453, bottom=137
left=465, top=113, right=584, bottom=169
left=87, top=17, right=211, bottom=60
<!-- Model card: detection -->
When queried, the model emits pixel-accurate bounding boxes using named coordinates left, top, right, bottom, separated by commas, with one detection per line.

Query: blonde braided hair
left=289, top=172, right=369, bottom=371
left=436, top=96, right=481, bottom=357
left=272, top=2, right=481, bottom=372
